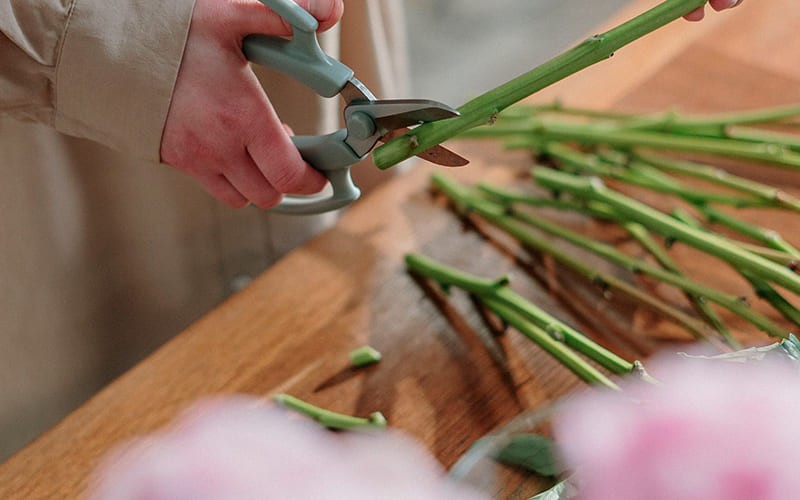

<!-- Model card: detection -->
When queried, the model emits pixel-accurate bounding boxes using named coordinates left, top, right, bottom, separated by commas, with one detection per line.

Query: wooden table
left=3, top=1, right=799, bottom=497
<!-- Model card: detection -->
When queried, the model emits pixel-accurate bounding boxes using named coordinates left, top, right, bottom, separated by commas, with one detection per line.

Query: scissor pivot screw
left=348, top=111, right=376, bottom=140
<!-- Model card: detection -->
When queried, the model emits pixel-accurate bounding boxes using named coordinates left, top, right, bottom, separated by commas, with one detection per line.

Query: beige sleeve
left=0, top=0, right=196, bottom=162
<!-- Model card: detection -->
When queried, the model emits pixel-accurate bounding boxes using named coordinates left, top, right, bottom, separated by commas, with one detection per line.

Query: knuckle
left=269, top=163, right=307, bottom=193
left=251, top=191, right=283, bottom=210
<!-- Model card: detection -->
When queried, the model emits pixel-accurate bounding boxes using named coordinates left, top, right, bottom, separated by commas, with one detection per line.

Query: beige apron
left=0, top=0, right=408, bottom=459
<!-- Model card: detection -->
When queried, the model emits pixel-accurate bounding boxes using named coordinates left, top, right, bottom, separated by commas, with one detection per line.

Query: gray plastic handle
left=243, top=1, right=353, bottom=97
left=270, top=131, right=361, bottom=215
left=242, top=0, right=364, bottom=214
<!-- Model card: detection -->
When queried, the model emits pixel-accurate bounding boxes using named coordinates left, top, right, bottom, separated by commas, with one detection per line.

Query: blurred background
left=406, top=0, right=630, bottom=106
left=0, top=0, right=630, bottom=462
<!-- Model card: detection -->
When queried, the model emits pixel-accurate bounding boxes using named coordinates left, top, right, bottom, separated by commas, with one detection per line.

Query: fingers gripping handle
left=243, top=0, right=362, bottom=214
left=269, top=131, right=362, bottom=215
left=243, top=0, right=353, bottom=97
left=259, top=0, right=317, bottom=31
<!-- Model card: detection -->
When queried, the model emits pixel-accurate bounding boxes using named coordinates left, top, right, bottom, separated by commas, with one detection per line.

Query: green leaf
left=529, top=479, right=576, bottom=500
left=490, top=433, right=564, bottom=477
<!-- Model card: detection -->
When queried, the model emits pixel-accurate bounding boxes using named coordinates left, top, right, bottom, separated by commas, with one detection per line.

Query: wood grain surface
left=2, top=1, right=799, bottom=498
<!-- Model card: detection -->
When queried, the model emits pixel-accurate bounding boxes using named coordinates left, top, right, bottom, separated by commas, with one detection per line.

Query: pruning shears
left=243, top=0, right=468, bottom=215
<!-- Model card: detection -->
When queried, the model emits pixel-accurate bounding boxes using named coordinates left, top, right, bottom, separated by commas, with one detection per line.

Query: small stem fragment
left=532, top=169, right=800, bottom=296
left=349, top=345, right=382, bottom=367
left=273, top=393, right=387, bottom=430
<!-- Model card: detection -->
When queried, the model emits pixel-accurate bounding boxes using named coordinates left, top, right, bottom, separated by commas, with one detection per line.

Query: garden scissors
left=243, top=0, right=468, bottom=215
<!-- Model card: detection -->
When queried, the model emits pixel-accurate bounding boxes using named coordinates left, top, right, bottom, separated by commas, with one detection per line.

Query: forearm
left=0, top=0, right=196, bottom=161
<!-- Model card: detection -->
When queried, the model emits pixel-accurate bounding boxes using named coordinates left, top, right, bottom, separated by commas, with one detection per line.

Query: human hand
left=160, top=0, right=344, bottom=208
left=684, top=0, right=743, bottom=22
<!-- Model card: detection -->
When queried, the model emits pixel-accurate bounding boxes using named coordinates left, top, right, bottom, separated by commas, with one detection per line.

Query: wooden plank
left=2, top=1, right=798, bottom=497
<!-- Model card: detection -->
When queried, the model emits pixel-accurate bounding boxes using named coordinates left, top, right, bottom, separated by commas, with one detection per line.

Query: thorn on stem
left=546, top=324, right=566, bottom=342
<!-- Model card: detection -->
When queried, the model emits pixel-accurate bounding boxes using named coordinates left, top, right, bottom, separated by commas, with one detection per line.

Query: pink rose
left=88, top=395, right=486, bottom=499
left=554, top=355, right=800, bottom=500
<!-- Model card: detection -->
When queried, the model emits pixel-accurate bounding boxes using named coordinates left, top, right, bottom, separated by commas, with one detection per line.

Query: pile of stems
left=533, top=143, right=800, bottom=257
left=458, top=98, right=800, bottom=330
left=405, top=253, right=646, bottom=390
left=533, top=170, right=800, bottom=327
left=430, top=173, right=795, bottom=342
left=469, top=116, right=800, bottom=171
left=465, top=183, right=731, bottom=347
left=479, top=181, right=734, bottom=346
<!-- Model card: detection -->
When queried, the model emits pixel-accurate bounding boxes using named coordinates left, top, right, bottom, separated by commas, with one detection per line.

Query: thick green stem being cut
left=372, top=0, right=707, bottom=169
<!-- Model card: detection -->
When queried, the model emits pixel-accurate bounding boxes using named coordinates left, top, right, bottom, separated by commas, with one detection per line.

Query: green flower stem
left=671, top=207, right=800, bottom=268
left=481, top=296, right=621, bottom=390
left=659, top=103, right=800, bottom=128
left=670, top=207, right=703, bottom=228
left=725, top=126, right=800, bottom=151
left=404, top=252, right=634, bottom=376
left=371, top=0, right=708, bottom=169
left=509, top=102, right=800, bottom=131
left=623, top=222, right=738, bottom=348
left=533, top=169, right=800, bottom=296
left=508, top=119, right=800, bottom=170
left=432, top=175, right=729, bottom=346
left=481, top=181, right=770, bottom=343
left=741, top=271, right=800, bottom=326
left=273, top=393, right=387, bottom=430
left=735, top=243, right=800, bottom=268
left=630, top=151, right=800, bottom=212
left=699, top=205, right=800, bottom=258
left=669, top=205, right=800, bottom=320
left=476, top=182, right=619, bottom=221
left=542, top=142, right=761, bottom=207
left=509, top=203, right=792, bottom=338
left=433, top=173, right=790, bottom=337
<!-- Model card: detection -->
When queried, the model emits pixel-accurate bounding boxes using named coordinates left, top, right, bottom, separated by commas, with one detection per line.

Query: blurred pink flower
left=88, top=395, right=486, bottom=500
left=555, top=355, right=800, bottom=500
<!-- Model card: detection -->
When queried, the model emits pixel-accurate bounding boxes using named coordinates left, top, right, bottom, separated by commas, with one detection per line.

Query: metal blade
left=340, top=78, right=469, bottom=166
left=370, top=99, right=460, bottom=130
left=380, top=128, right=469, bottom=167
